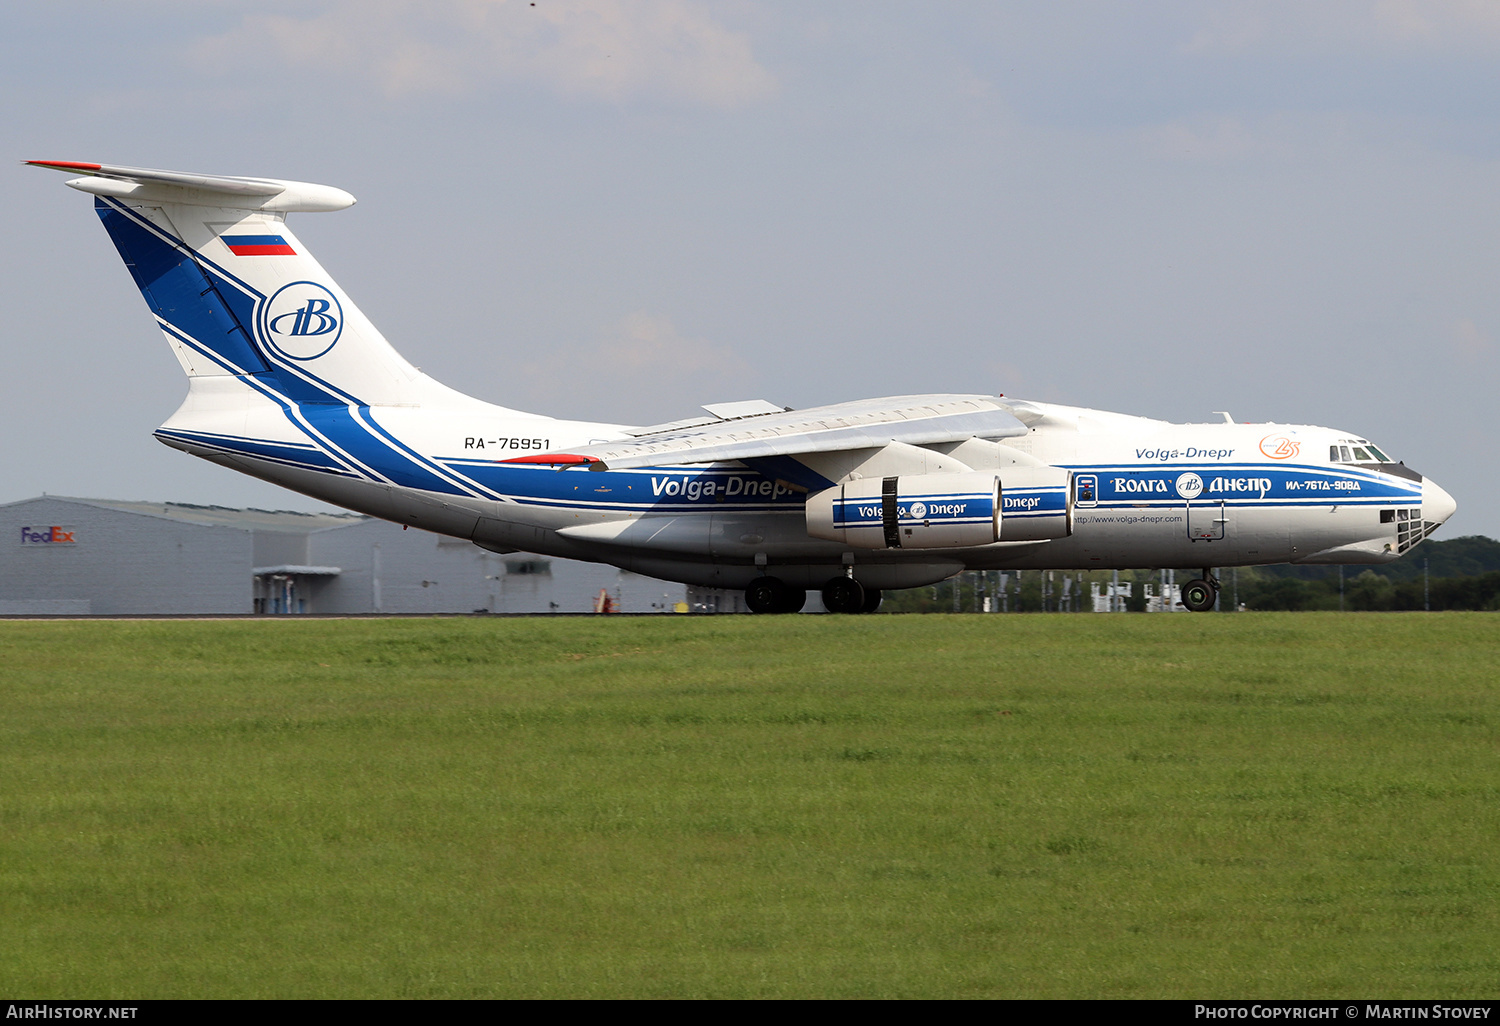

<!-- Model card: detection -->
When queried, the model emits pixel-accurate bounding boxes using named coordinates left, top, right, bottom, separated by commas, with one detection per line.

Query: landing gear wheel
left=821, top=576, right=867, bottom=614
left=745, top=576, right=789, bottom=614
left=1180, top=577, right=1218, bottom=613
left=779, top=588, right=808, bottom=614
left=860, top=588, right=883, bottom=613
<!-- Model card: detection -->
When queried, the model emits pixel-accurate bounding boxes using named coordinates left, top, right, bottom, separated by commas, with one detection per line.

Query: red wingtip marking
left=27, top=160, right=103, bottom=171
left=498, top=453, right=599, bottom=466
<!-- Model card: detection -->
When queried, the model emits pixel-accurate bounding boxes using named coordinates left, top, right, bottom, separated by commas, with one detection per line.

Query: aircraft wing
left=503, top=394, right=1027, bottom=471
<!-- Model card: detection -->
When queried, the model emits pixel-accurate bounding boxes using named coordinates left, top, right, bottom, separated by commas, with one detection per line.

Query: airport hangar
left=0, top=495, right=737, bottom=615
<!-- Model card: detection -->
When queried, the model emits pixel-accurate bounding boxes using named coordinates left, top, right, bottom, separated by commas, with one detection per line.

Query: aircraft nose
left=1423, top=476, right=1457, bottom=530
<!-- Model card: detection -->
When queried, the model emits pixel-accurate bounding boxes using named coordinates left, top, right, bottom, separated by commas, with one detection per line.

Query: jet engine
left=994, top=466, right=1074, bottom=542
left=805, top=467, right=1072, bottom=549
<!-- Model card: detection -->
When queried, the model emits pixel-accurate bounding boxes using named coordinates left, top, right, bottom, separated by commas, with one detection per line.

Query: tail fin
left=29, top=160, right=430, bottom=407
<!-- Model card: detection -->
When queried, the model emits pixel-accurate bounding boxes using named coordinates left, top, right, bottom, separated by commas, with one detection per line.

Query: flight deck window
left=1339, top=446, right=1353, bottom=462
left=1367, top=444, right=1390, bottom=461
left=1330, top=445, right=1341, bottom=462
left=1353, top=447, right=1372, bottom=461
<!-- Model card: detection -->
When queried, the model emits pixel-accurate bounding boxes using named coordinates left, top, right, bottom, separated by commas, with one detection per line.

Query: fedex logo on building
left=21, top=526, right=76, bottom=545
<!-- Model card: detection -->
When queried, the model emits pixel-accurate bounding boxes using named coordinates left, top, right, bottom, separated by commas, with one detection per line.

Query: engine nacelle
left=806, top=467, right=1072, bottom=549
left=995, top=465, right=1074, bottom=541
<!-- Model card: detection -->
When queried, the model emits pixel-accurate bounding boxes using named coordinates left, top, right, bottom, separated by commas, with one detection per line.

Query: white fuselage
left=157, top=387, right=1455, bottom=593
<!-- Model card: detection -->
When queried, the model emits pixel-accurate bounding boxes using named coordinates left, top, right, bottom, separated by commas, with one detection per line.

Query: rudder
left=95, top=197, right=272, bottom=376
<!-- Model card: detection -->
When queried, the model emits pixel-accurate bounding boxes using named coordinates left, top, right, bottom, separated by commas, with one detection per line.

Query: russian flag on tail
left=223, top=234, right=296, bottom=256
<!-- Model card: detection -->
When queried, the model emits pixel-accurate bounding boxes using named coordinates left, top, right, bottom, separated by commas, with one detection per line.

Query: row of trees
left=878, top=536, right=1500, bottom=612
left=1240, top=534, right=1500, bottom=610
left=1238, top=569, right=1500, bottom=611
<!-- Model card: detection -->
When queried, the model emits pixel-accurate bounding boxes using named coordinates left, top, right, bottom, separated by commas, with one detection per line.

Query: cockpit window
left=1332, top=439, right=1394, bottom=463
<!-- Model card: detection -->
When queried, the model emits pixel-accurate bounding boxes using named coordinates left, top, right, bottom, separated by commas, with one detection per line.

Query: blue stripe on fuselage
left=1071, top=463, right=1420, bottom=506
left=438, top=462, right=805, bottom=512
left=154, top=428, right=352, bottom=475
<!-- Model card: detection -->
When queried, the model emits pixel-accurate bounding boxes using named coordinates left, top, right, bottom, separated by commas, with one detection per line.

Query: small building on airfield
left=0, top=495, right=686, bottom=616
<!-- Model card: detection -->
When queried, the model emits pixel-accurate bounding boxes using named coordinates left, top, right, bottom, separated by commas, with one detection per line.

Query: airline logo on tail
left=261, top=281, right=342, bottom=360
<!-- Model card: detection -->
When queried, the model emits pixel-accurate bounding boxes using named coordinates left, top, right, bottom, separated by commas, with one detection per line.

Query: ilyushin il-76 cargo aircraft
left=30, top=160, right=1457, bottom=613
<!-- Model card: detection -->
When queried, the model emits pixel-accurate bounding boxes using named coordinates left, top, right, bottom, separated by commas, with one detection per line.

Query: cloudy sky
left=6, top=1, right=1497, bottom=537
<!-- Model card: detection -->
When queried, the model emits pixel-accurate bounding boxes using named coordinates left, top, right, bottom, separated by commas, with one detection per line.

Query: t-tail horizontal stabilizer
left=25, top=160, right=355, bottom=212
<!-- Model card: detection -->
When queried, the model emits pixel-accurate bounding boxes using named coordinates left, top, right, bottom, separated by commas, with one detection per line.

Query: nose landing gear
left=821, top=575, right=867, bottom=614
left=1180, top=570, right=1220, bottom=613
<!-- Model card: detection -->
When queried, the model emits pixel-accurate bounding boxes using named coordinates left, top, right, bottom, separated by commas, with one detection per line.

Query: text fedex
left=21, top=526, right=76, bottom=545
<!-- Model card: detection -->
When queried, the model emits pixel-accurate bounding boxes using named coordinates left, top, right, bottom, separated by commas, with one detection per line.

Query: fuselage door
left=1074, top=473, right=1098, bottom=508
left=1188, top=499, right=1227, bottom=541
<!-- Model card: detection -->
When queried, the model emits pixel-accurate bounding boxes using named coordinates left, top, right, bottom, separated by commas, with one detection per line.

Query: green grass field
left=2, top=613, right=1496, bottom=998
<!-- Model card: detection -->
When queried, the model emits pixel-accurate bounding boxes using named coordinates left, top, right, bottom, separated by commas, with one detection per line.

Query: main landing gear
left=744, top=576, right=808, bottom=615
left=1180, top=570, right=1221, bottom=613
left=742, top=576, right=882, bottom=614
